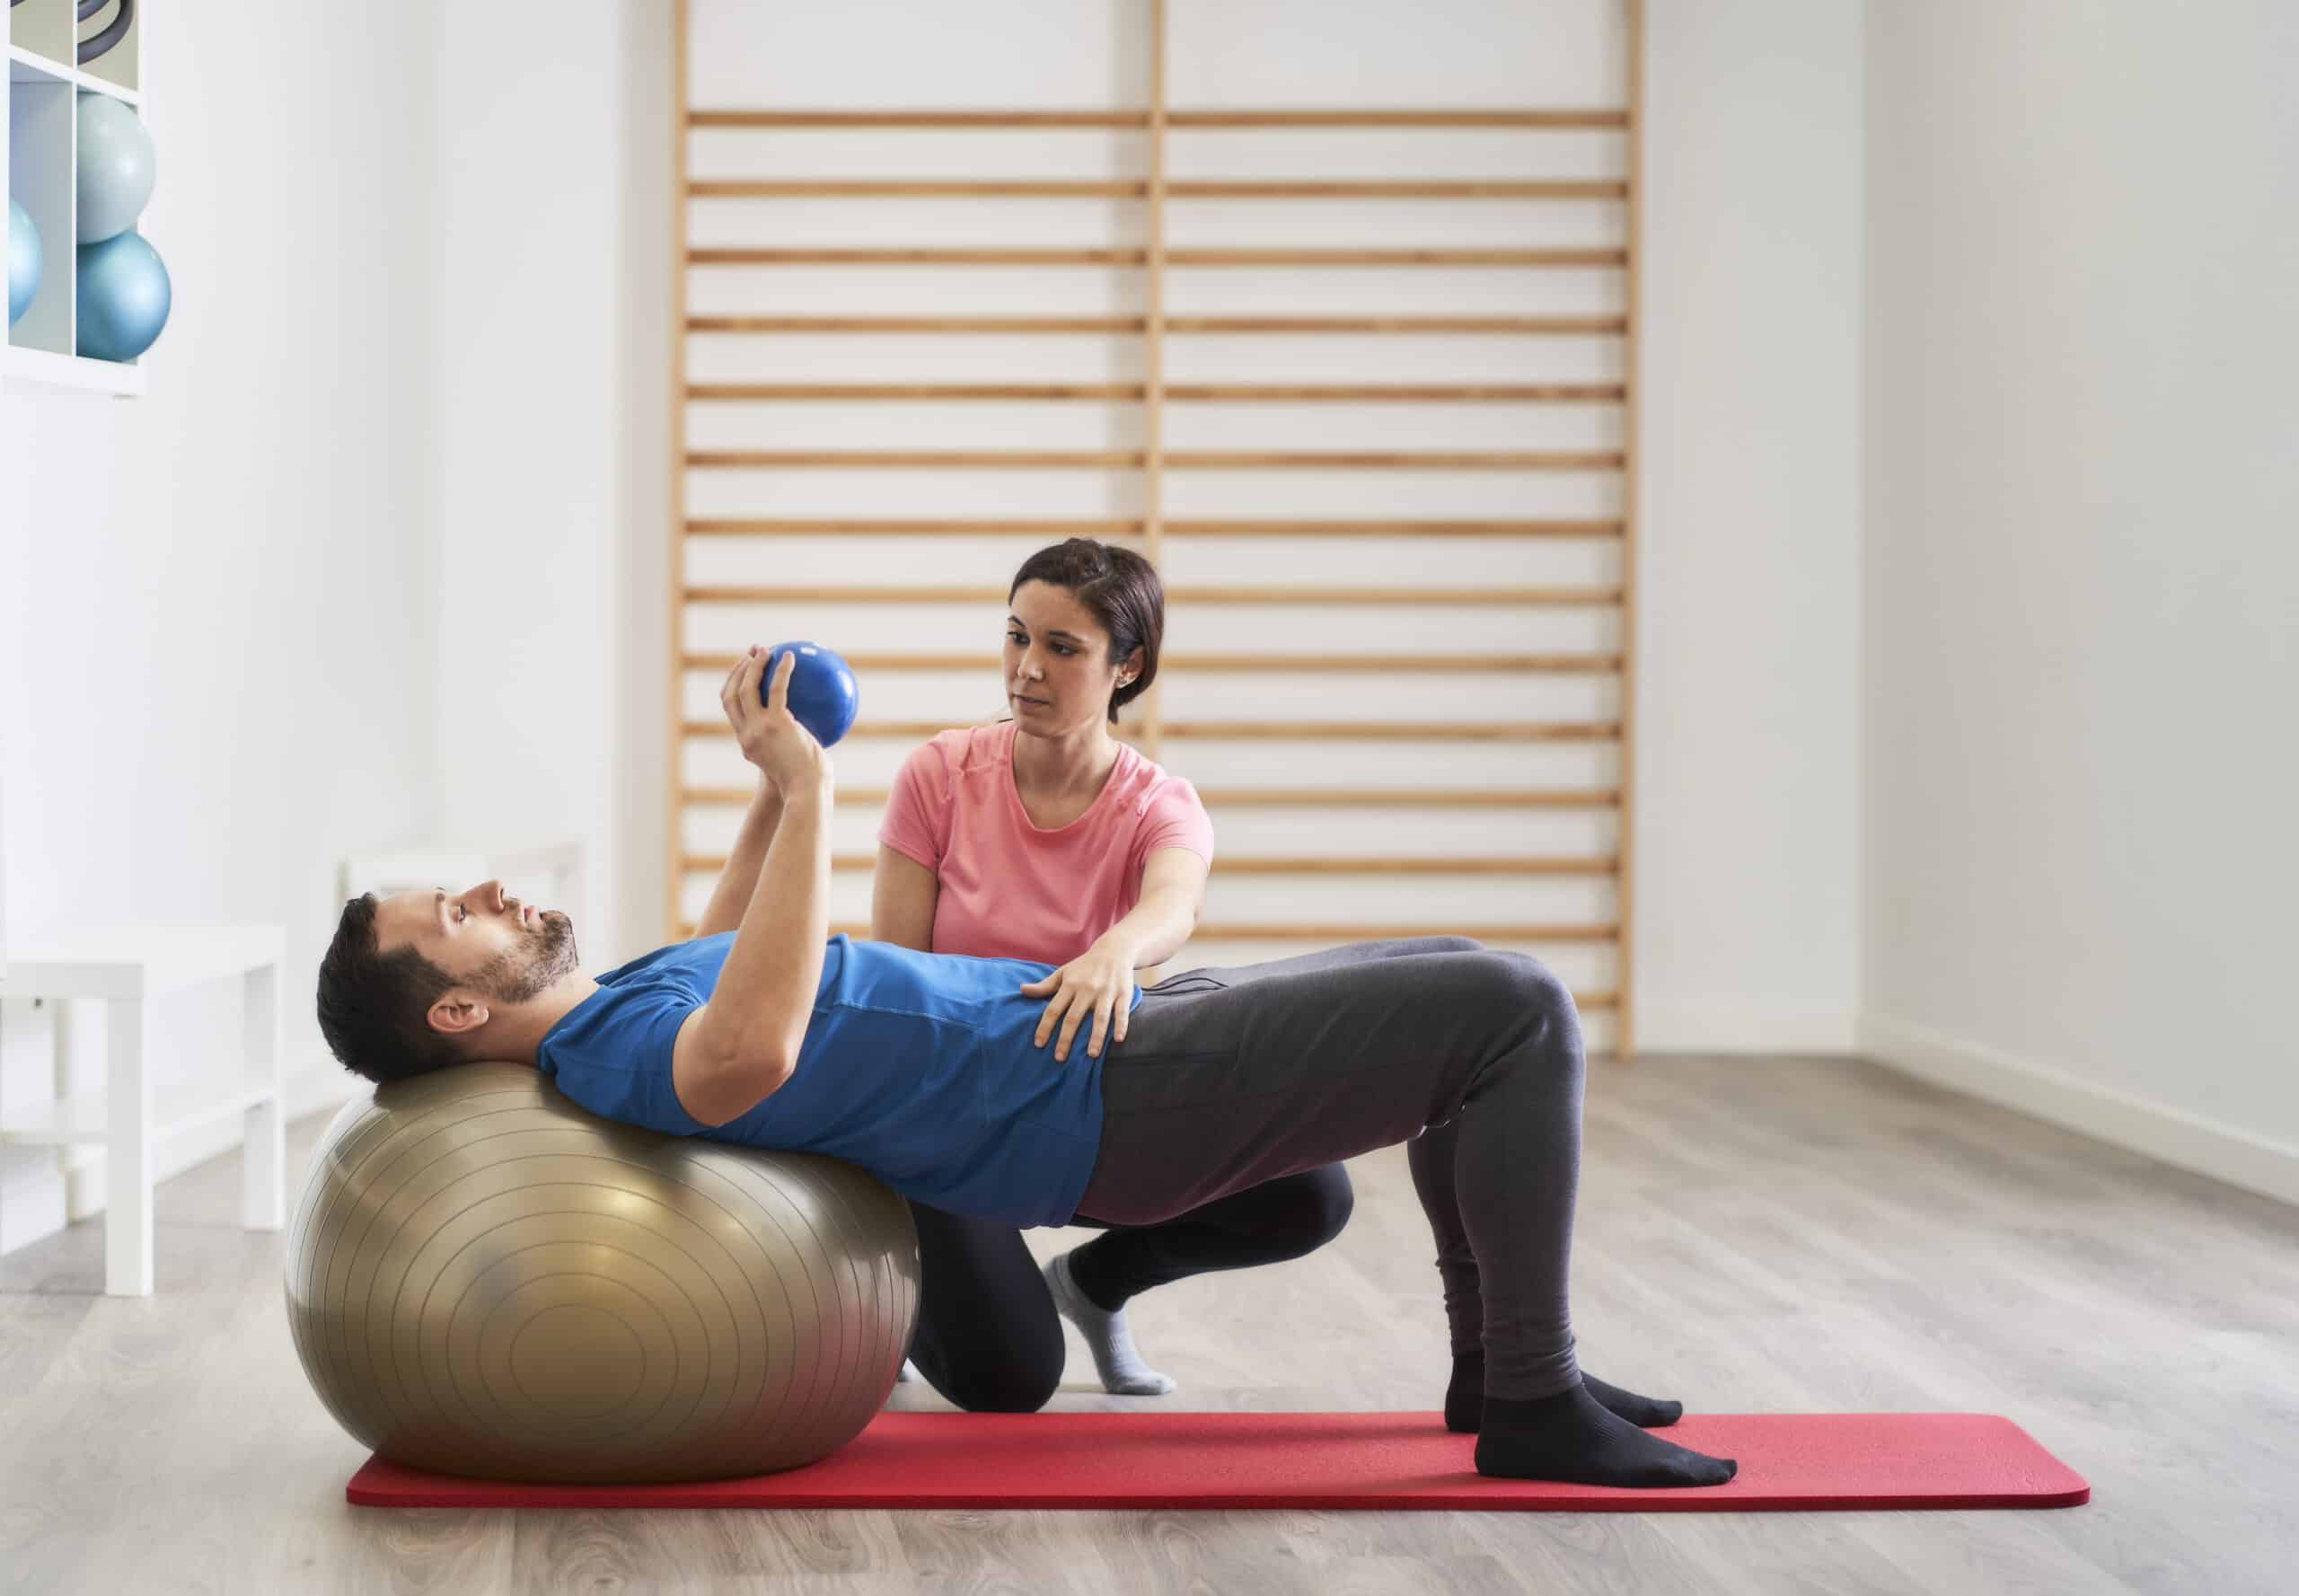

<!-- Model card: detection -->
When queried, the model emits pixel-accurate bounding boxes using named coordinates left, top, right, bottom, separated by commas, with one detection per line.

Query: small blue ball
left=7, top=199, right=40, bottom=327
left=762, top=641, right=860, bottom=747
left=76, top=229, right=172, bottom=362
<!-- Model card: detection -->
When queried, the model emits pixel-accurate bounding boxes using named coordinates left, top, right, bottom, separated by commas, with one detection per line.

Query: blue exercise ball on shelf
left=762, top=641, right=860, bottom=747
left=76, top=230, right=171, bottom=362
left=7, top=200, right=39, bottom=327
left=76, top=93, right=156, bottom=244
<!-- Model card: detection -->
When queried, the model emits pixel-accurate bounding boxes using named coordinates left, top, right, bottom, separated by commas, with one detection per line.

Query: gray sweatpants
left=1075, top=937, right=1585, bottom=1400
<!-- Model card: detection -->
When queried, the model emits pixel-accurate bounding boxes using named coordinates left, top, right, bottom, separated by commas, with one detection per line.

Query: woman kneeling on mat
left=313, top=648, right=1736, bottom=1488
left=876, top=537, right=1352, bottom=1406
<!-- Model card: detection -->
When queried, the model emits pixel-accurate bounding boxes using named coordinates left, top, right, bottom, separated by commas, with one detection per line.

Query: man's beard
left=469, top=911, right=581, bottom=1004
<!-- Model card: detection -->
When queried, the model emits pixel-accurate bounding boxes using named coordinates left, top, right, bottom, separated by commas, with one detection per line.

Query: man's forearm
left=703, top=780, right=832, bottom=1087
left=694, top=778, right=784, bottom=939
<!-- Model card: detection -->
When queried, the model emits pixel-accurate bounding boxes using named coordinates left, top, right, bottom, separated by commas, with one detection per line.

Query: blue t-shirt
left=534, top=933, right=1130, bottom=1228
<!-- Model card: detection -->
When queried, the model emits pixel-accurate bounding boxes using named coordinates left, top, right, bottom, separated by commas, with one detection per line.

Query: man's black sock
left=1474, top=1385, right=1738, bottom=1487
left=1444, top=1352, right=1685, bottom=1433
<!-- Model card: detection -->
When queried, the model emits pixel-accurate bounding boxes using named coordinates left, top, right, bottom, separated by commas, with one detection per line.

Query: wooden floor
left=3, top=1055, right=2294, bottom=1595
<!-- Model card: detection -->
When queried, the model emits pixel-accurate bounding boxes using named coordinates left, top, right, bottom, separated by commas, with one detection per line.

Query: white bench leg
left=242, top=961, right=285, bottom=1231
left=105, top=997, right=154, bottom=1296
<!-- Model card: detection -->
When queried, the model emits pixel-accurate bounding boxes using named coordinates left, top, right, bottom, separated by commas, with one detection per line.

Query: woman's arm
left=1095, top=847, right=1210, bottom=969
left=870, top=844, right=941, bottom=951
left=1022, top=846, right=1210, bottom=1062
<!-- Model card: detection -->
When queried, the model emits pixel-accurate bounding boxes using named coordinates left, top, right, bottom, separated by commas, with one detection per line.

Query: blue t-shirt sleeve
left=545, top=978, right=709, bottom=1137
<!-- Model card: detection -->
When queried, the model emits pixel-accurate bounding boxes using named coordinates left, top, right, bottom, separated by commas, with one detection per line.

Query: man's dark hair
left=316, top=895, right=466, bottom=1085
left=1008, top=538, right=1165, bottom=723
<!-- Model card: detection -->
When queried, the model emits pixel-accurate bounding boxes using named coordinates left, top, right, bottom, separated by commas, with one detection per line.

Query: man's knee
left=1480, top=951, right=1581, bottom=1046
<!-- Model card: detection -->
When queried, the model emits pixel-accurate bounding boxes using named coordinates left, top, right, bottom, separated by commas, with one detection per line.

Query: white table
left=0, top=925, right=286, bottom=1295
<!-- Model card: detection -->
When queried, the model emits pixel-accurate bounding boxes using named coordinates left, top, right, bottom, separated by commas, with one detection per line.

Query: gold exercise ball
left=283, top=1062, right=918, bottom=1484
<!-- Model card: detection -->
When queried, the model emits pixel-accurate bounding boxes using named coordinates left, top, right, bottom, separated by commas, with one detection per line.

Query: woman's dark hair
left=315, top=895, right=465, bottom=1085
left=1007, top=539, right=1164, bottom=722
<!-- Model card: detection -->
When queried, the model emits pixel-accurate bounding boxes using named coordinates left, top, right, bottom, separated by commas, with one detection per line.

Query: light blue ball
left=75, top=231, right=171, bottom=362
left=7, top=199, right=39, bottom=326
left=76, top=93, right=156, bottom=244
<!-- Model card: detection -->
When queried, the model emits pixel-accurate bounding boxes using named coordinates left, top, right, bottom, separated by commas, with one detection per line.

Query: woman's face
left=1005, top=580, right=1133, bottom=736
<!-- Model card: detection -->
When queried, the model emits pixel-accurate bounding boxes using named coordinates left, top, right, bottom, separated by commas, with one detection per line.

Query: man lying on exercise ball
left=314, top=648, right=1735, bottom=1488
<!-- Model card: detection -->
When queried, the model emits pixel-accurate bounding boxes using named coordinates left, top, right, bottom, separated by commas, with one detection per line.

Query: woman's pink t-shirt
left=877, top=720, right=1215, bottom=962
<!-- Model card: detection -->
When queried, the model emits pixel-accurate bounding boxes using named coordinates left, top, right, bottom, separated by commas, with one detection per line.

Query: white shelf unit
left=4, top=0, right=150, bottom=397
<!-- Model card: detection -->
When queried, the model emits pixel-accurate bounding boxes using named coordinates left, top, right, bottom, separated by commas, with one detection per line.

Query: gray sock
left=1044, top=1251, right=1177, bottom=1397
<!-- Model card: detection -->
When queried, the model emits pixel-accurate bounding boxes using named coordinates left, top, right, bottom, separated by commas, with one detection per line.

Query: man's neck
left=480, top=974, right=601, bottom=1066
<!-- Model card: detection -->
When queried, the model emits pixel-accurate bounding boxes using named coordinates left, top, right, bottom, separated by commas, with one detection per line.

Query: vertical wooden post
left=1139, top=0, right=1170, bottom=763
left=1613, top=0, right=1644, bottom=1057
left=666, top=0, right=693, bottom=940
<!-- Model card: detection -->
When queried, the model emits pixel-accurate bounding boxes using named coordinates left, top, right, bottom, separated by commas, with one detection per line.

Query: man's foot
left=1444, top=1352, right=1684, bottom=1433
left=1475, top=1385, right=1737, bottom=1487
left=1044, top=1252, right=1178, bottom=1397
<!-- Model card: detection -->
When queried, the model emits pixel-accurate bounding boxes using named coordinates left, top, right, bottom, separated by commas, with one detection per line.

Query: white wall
left=0, top=6, right=441, bottom=1247
left=1862, top=1, right=2299, bottom=1201
left=428, top=0, right=667, bottom=971
left=1637, top=0, right=1863, bottom=1049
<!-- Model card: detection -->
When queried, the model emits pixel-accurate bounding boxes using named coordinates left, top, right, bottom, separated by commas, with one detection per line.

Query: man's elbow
left=683, top=1044, right=795, bottom=1128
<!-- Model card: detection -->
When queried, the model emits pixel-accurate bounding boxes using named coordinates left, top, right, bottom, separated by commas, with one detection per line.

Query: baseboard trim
left=1860, top=1011, right=2299, bottom=1208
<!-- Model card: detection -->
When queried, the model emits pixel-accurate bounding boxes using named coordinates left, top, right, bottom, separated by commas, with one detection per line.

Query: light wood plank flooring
left=3, top=1056, right=2294, bottom=1595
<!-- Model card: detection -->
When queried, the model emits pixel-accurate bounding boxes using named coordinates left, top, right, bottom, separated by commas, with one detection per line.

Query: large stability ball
left=284, top=1062, right=919, bottom=1485
left=75, top=231, right=170, bottom=361
left=6, top=200, right=38, bottom=327
left=75, top=93, right=155, bottom=244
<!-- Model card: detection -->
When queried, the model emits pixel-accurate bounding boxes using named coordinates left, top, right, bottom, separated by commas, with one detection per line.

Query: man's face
left=374, top=879, right=580, bottom=1009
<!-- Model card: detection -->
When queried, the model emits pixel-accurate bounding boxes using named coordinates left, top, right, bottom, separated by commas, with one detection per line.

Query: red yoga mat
left=347, top=1410, right=2087, bottom=1512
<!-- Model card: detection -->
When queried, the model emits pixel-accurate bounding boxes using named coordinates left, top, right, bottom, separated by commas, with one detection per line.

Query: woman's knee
left=924, top=1349, right=1062, bottom=1413
left=1259, top=1163, right=1355, bottom=1258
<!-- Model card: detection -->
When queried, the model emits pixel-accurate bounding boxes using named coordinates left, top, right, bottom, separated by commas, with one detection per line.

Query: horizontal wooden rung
left=688, top=449, right=1141, bottom=469
left=682, top=719, right=1621, bottom=743
left=686, top=450, right=1625, bottom=472
left=682, top=584, right=1622, bottom=607
left=683, top=651, right=1622, bottom=675
left=687, top=314, right=1628, bottom=336
left=689, top=248, right=1626, bottom=269
left=683, top=786, right=1619, bottom=809
left=1199, top=857, right=1619, bottom=877
left=680, top=852, right=1616, bottom=877
left=687, top=109, right=1628, bottom=130
left=683, top=517, right=1622, bottom=539
left=1161, top=719, right=1621, bottom=742
left=691, top=316, right=1149, bottom=334
left=1178, top=922, right=1618, bottom=943
left=686, top=382, right=1626, bottom=404
left=1169, top=315, right=1627, bottom=333
left=691, top=179, right=1627, bottom=200
left=691, top=110, right=1150, bottom=128
left=687, top=517, right=1147, bottom=536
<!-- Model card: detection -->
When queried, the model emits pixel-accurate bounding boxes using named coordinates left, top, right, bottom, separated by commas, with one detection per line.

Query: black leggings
left=904, top=1164, right=1354, bottom=1413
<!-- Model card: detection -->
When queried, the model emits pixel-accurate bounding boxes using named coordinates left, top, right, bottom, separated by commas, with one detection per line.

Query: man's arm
left=694, top=777, right=784, bottom=940
left=673, top=649, right=833, bottom=1126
